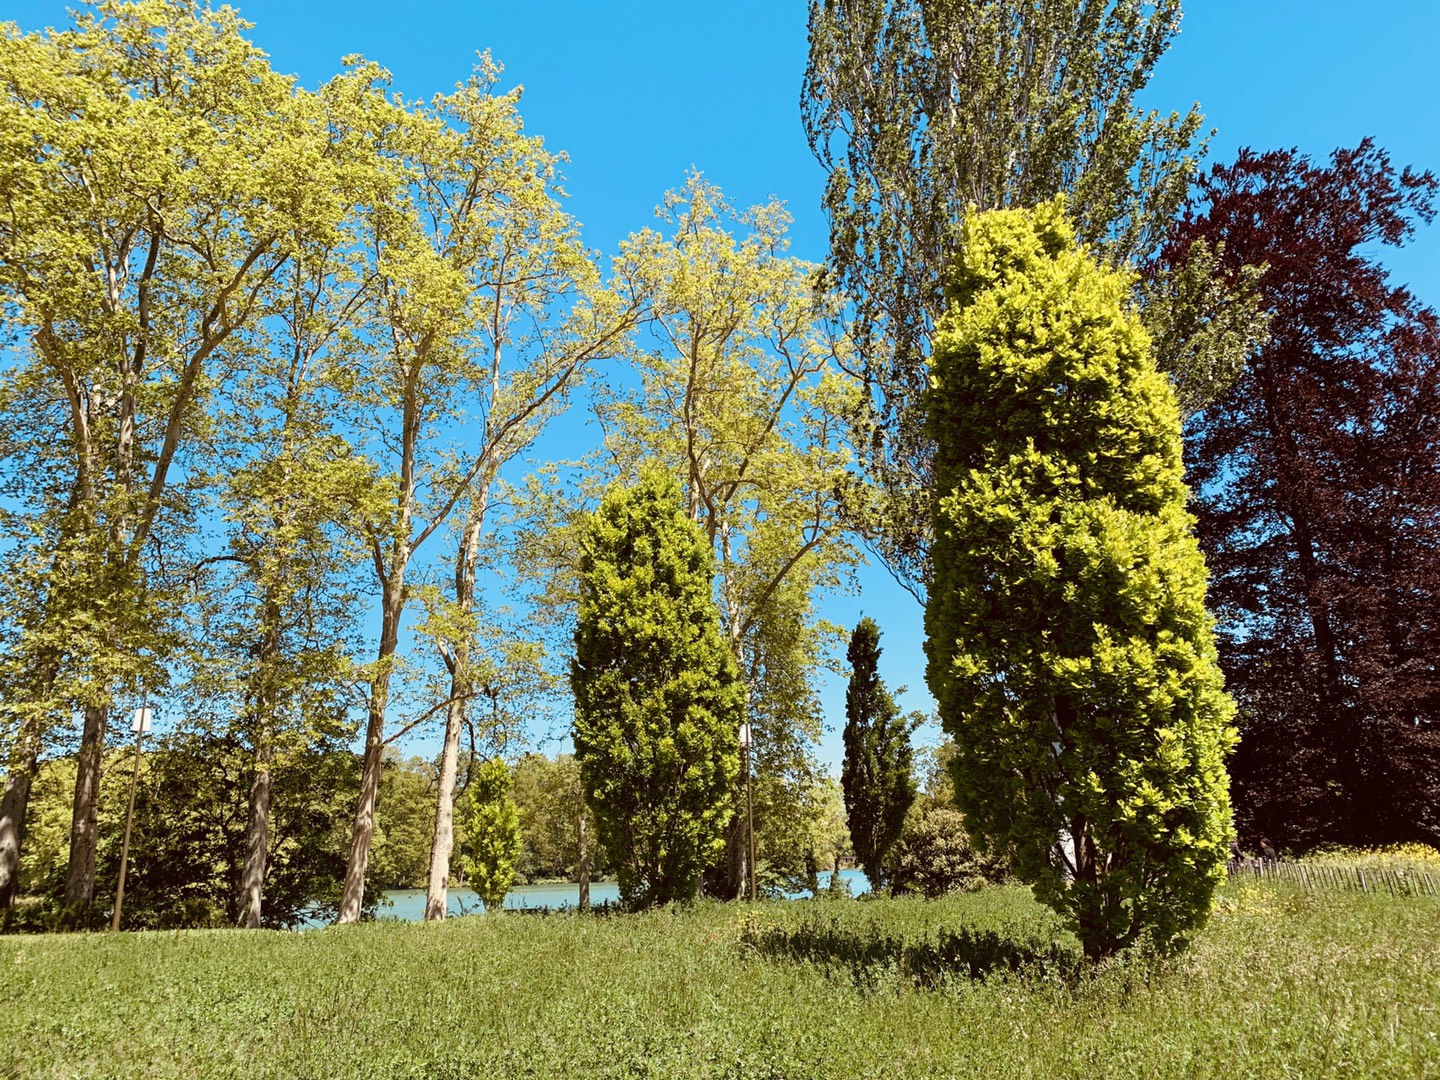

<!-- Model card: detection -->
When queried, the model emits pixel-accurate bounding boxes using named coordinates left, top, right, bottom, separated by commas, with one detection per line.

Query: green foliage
left=802, top=0, right=1243, bottom=597
left=600, top=175, right=861, bottom=897
left=510, top=752, right=610, bottom=882
left=367, top=753, right=437, bottom=891
left=925, top=200, right=1237, bottom=959
left=5, top=885, right=1439, bottom=1077
left=15, top=735, right=360, bottom=929
left=883, top=804, right=1008, bottom=899
left=457, top=758, right=522, bottom=912
left=840, top=617, right=915, bottom=890
left=571, top=469, right=743, bottom=909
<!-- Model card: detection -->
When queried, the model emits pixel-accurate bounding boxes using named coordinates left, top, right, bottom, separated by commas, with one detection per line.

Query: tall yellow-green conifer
left=925, top=199, right=1236, bottom=959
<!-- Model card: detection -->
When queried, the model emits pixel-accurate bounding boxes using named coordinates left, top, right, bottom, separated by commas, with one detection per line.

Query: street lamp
left=111, top=698, right=152, bottom=932
left=739, top=720, right=756, bottom=902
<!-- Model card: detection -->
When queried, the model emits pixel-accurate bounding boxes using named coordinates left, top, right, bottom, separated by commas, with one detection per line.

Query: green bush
left=883, top=805, right=1007, bottom=898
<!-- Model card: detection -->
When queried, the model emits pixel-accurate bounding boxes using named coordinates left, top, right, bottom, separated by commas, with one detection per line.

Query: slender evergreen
left=925, top=199, right=1237, bottom=959
left=570, top=469, right=742, bottom=909
left=840, top=618, right=915, bottom=891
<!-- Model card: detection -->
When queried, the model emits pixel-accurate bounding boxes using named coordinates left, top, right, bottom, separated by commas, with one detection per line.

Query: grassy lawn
left=6, top=882, right=1438, bottom=1079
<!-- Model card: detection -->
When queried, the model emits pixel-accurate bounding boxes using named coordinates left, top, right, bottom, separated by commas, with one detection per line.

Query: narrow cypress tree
left=457, top=758, right=522, bottom=913
left=840, top=617, right=916, bottom=891
left=570, top=468, right=743, bottom=909
left=925, top=199, right=1237, bottom=959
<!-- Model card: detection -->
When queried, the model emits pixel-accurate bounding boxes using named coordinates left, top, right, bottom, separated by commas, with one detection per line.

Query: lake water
left=355, top=869, right=871, bottom=924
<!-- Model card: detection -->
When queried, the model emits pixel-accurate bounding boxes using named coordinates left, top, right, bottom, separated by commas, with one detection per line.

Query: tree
left=802, top=0, right=1257, bottom=598
left=570, top=469, right=743, bottom=909
left=1164, top=143, right=1440, bottom=850
left=456, top=758, right=523, bottom=912
left=0, top=0, right=349, bottom=909
left=925, top=200, right=1236, bottom=959
left=510, top=752, right=608, bottom=882
left=840, top=617, right=915, bottom=890
left=599, top=175, right=861, bottom=897
left=329, top=57, right=638, bottom=924
left=883, top=806, right=1004, bottom=898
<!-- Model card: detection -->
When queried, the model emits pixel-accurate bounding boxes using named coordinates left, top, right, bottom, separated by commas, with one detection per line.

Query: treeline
left=0, top=1, right=855, bottom=928
left=1, top=0, right=1437, bottom=946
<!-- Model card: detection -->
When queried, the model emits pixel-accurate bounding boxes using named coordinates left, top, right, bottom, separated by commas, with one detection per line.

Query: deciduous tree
left=802, top=0, right=1257, bottom=597
left=1164, top=142, right=1440, bottom=849
left=0, top=1, right=342, bottom=909
left=600, top=176, right=860, bottom=897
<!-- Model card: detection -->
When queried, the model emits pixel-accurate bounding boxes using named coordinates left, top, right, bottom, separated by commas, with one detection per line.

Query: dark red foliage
left=1164, top=141, right=1440, bottom=851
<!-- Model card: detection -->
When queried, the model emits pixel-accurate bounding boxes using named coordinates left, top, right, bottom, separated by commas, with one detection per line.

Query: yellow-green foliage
left=924, top=199, right=1237, bottom=958
left=457, top=759, right=522, bottom=912
left=571, top=468, right=743, bottom=909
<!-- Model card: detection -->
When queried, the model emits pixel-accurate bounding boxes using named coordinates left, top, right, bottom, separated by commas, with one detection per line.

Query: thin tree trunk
left=337, top=574, right=405, bottom=924
left=424, top=502, right=485, bottom=922
left=239, top=594, right=282, bottom=929
left=578, top=812, right=591, bottom=912
left=423, top=684, right=466, bottom=922
left=63, top=700, right=109, bottom=906
left=0, top=727, right=42, bottom=909
left=239, top=729, right=274, bottom=929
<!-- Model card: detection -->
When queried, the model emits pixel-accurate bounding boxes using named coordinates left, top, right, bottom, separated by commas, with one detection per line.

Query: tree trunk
left=337, top=575, right=404, bottom=924
left=578, top=812, right=591, bottom=912
left=423, top=682, right=466, bottom=921
left=0, top=728, right=42, bottom=909
left=424, top=503, right=485, bottom=922
left=238, top=731, right=274, bottom=929
left=239, top=595, right=282, bottom=929
left=63, top=700, right=109, bottom=906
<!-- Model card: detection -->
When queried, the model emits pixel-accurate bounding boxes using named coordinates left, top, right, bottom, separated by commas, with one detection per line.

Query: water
left=306, top=869, right=871, bottom=926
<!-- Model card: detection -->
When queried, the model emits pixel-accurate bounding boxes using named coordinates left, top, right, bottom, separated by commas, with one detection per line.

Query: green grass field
left=6, top=882, right=1438, bottom=1079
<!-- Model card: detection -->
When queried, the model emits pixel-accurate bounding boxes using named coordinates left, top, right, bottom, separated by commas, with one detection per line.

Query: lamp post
left=740, top=720, right=756, bottom=902
left=111, top=698, right=152, bottom=932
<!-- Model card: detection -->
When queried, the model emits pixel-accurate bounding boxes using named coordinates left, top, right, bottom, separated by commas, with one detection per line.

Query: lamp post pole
left=111, top=697, right=151, bottom=932
left=740, top=721, right=756, bottom=902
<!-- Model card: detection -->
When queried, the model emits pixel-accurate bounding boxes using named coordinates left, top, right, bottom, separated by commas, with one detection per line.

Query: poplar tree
left=925, top=200, right=1236, bottom=959
left=802, top=0, right=1261, bottom=598
left=840, top=617, right=915, bottom=890
left=570, top=469, right=743, bottom=909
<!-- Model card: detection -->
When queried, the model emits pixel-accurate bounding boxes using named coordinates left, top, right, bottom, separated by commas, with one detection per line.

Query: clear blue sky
left=9, top=1, right=1438, bottom=769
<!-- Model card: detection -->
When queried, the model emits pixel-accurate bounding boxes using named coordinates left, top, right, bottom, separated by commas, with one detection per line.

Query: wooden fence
left=1228, top=859, right=1440, bottom=897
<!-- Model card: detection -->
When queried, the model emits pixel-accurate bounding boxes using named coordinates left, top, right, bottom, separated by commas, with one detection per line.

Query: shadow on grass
left=742, top=914, right=1084, bottom=989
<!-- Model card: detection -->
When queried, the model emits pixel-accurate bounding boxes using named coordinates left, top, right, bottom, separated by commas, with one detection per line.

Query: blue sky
left=8, top=1, right=1438, bottom=768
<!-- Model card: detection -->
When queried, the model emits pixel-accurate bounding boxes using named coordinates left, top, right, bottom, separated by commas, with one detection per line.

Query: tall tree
left=570, top=469, right=743, bottom=909
left=802, top=0, right=1258, bottom=597
left=0, top=1, right=336, bottom=909
left=599, top=175, right=861, bottom=897
left=840, top=617, right=915, bottom=890
left=926, top=200, right=1236, bottom=959
left=1165, top=142, right=1440, bottom=850
left=331, top=59, right=636, bottom=923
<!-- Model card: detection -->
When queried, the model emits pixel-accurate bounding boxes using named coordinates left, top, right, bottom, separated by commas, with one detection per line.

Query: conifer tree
left=840, top=617, right=915, bottom=890
left=457, top=758, right=522, bottom=913
left=925, top=200, right=1236, bottom=959
left=570, top=469, right=743, bottom=909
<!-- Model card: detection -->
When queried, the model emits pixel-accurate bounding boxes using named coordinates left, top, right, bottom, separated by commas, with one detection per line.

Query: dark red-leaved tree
left=1162, top=141, right=1440, bottom=851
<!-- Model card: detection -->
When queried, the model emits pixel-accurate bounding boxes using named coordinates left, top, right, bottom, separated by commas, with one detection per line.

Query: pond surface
left=360, top=869, right=871, bottom=924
